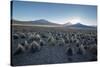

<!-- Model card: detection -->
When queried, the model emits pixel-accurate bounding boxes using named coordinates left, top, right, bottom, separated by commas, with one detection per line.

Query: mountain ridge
left=12, top=19, right=96, bottom=30
left=12, top=19, right=60, bottom=25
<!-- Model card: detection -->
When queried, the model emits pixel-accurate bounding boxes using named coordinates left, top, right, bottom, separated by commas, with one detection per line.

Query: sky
left=12, top=1, right=97, bottom=25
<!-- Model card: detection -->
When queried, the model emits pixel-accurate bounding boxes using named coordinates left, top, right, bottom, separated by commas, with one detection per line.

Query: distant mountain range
left=32, top=19, right=60, bottom=25
left=12, top=19, right=59, bottom=25
left=64, top=22, right=97, bottom=30
left=12, top=19, right=97, bottom=30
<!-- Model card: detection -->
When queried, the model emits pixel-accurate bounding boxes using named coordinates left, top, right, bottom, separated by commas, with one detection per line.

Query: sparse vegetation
left=12, top=25, right=97, bottom=65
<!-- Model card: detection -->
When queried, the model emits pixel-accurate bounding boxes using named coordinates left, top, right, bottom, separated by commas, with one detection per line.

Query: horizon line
left=11, top=18, right=97, bottom=26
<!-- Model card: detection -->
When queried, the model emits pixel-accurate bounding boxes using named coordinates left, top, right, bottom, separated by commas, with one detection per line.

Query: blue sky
left=12, top=1, right=97, bottom=25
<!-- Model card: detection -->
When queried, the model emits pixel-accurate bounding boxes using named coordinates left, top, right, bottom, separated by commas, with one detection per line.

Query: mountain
left=63, top=22, right=72, bottom=26
left=69, top=23, right=88, bottom=27
left=64, top=23, right=97, bottom=30
left=32, top=19, right=59, bottom=25
left=12, top=19, right=60, bottom=25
